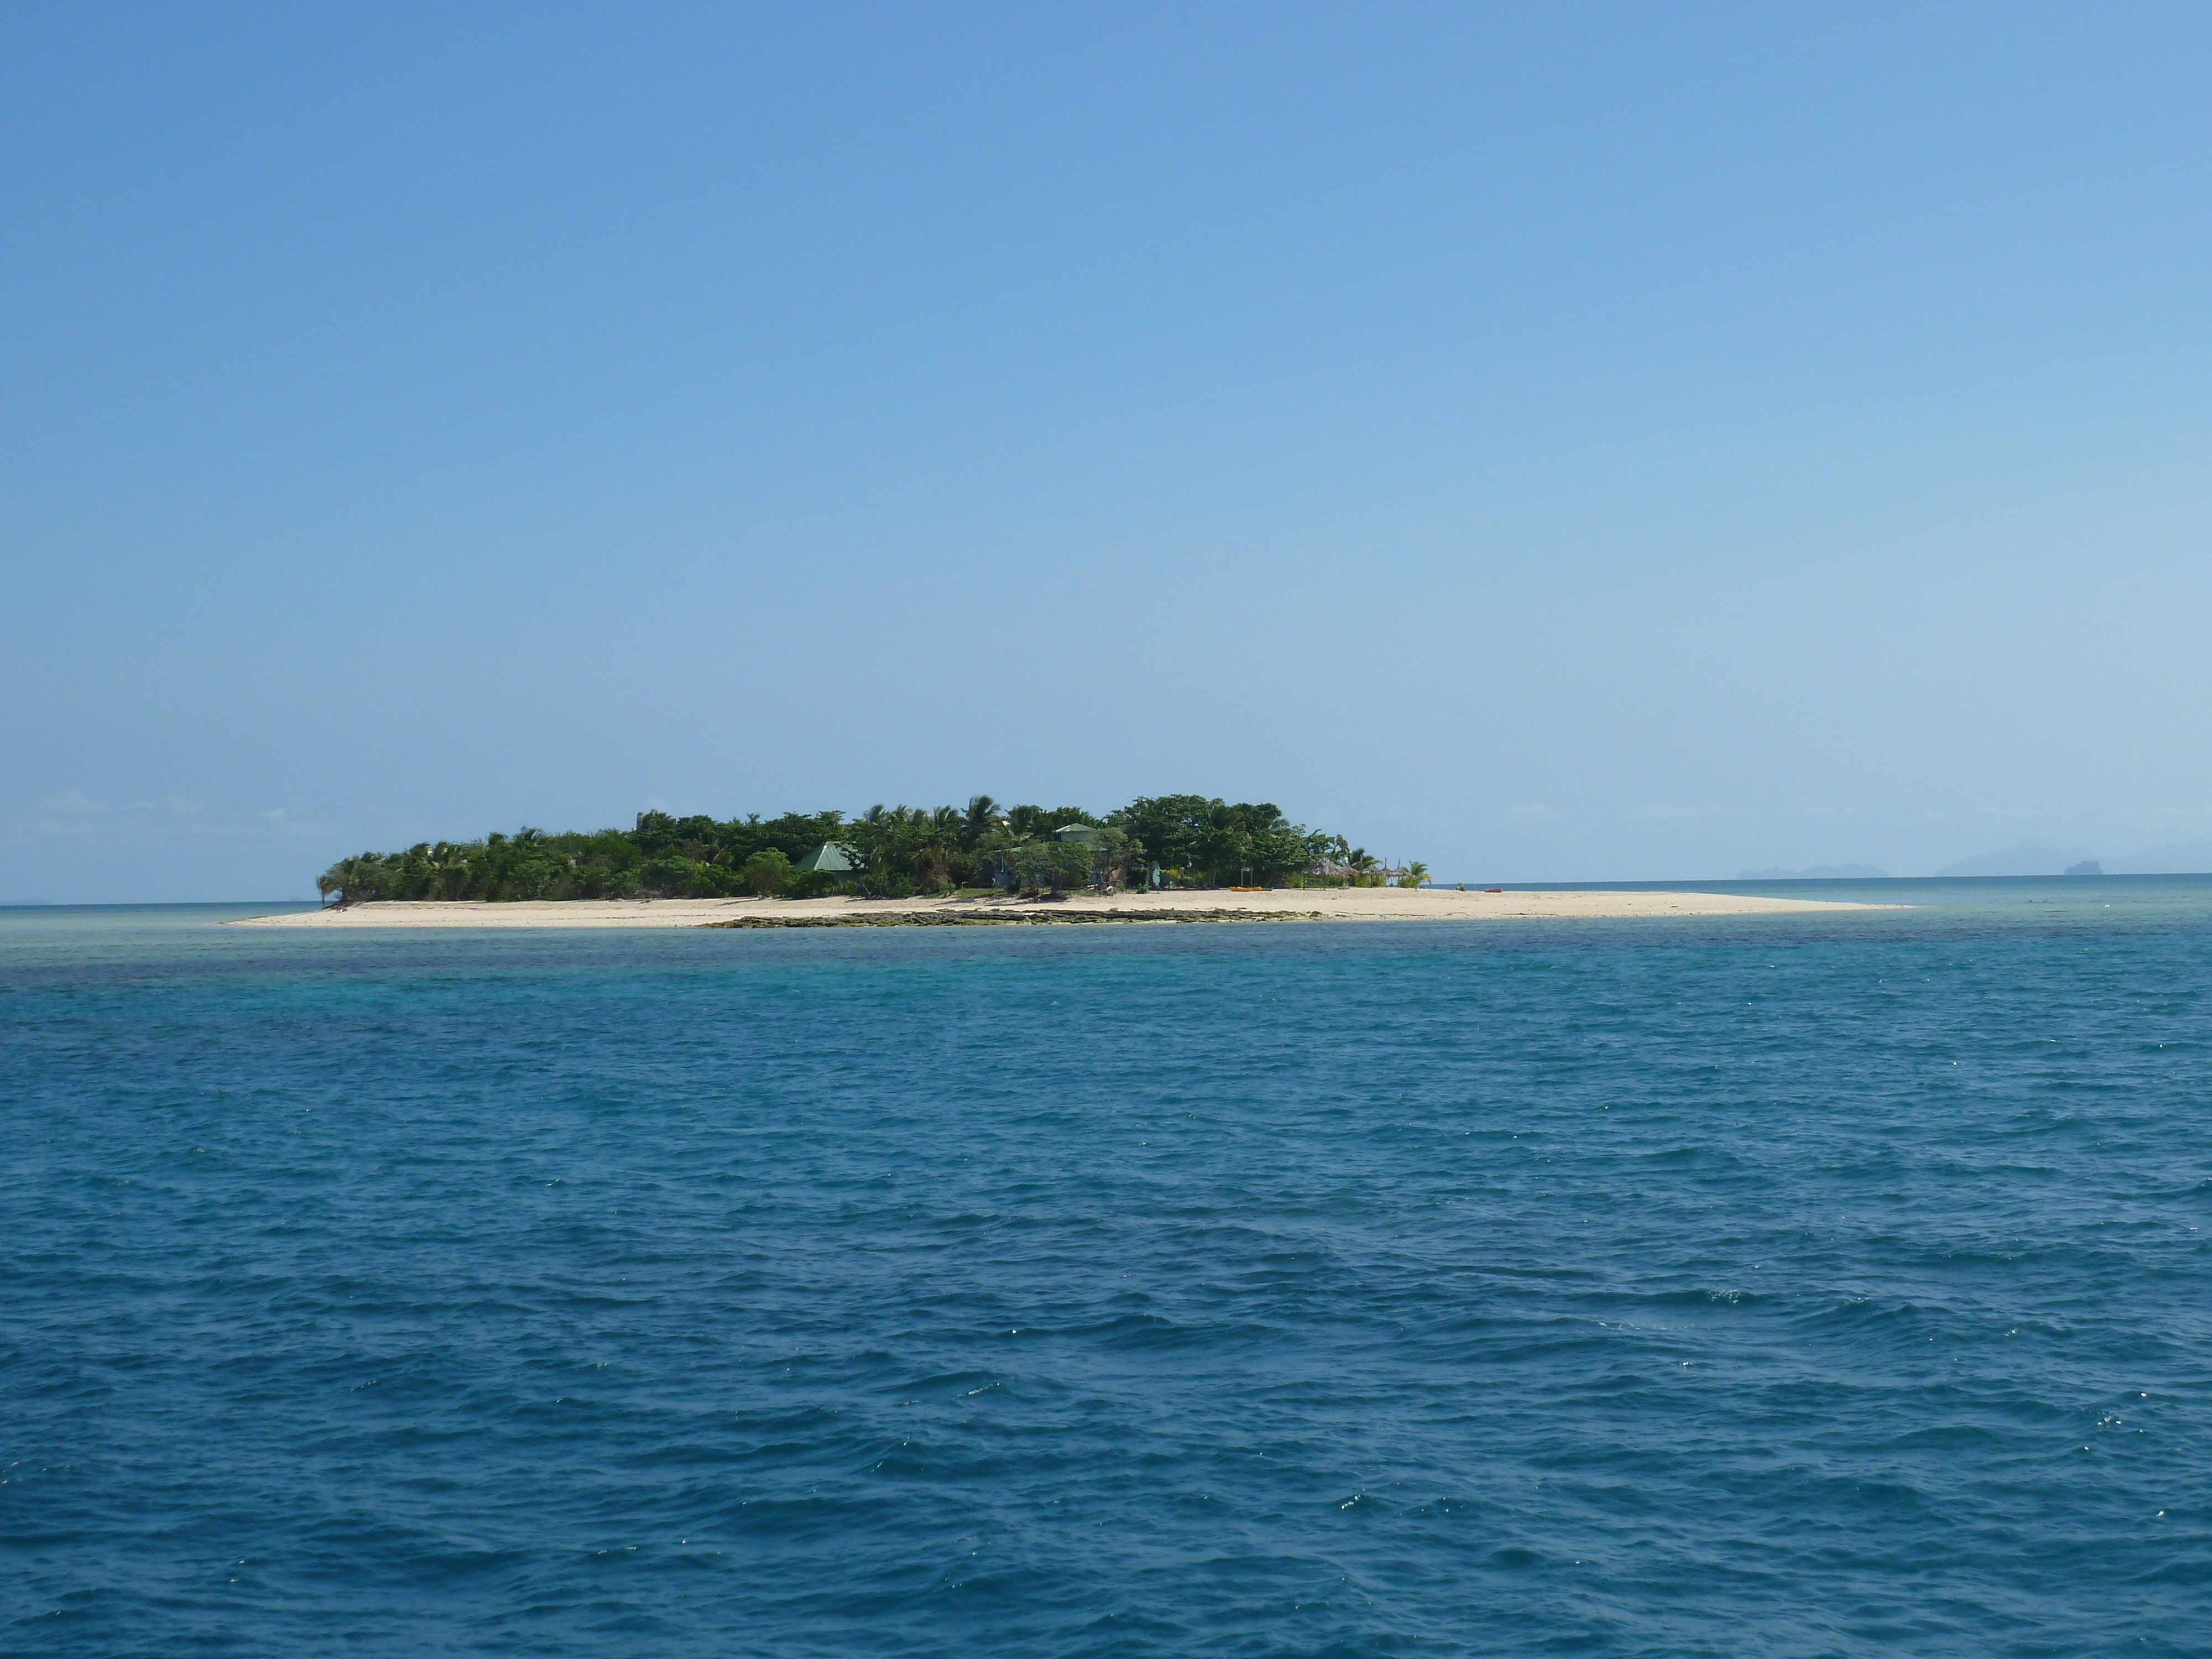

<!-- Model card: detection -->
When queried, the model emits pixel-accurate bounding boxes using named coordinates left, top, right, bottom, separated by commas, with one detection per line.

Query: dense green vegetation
left=317, top=794, right=1404, bottom=904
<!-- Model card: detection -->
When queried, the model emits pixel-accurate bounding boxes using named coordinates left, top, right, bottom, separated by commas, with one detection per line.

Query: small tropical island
left=227, top=793, right=1886, bottom=929
left=313, top=795, right=1407, bottom=905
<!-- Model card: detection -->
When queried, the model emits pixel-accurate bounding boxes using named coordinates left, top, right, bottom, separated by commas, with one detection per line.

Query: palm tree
left=961, top=795, right=1000, bottom=850
left=318, top=854, right=382, bottom=907
left=913, top=808, right=959, bottom=890
left=1401, top=861, right=1430, bottom=889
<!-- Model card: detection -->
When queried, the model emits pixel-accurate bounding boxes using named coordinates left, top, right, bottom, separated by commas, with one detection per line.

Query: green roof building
left=795, top=843, right=858, bottom=875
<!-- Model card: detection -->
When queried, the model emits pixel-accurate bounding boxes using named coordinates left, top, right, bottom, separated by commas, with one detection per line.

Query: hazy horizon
left=8, top=4, right=2211, bottom=904
left=14, top=828, right=2212, bottom=907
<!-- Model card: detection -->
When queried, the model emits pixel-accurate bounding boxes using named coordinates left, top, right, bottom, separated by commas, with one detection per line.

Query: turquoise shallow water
left=4, top=880, right=2210, bottom=1655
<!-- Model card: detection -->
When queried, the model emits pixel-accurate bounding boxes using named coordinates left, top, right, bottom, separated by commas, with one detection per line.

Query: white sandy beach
left=233, top=887, right=1887, bottom=928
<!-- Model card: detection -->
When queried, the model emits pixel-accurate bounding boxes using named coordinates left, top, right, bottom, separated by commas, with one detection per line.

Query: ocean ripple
left=4, top=891, right=2211, bottom=1655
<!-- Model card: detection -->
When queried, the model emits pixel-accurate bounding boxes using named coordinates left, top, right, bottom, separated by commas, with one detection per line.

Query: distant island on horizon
left=1739, top=864, right=1890, bottom=880
left=1743, top=840, right=2212, bottom=880
left=316, top=795, right=1423, bottom=906
left=1934, top=838, right=2212, bottom=878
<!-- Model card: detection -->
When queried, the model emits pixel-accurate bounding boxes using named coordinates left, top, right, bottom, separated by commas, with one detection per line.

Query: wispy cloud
left=20, top=790, right=112, bottom=833
left=1625, top=804, right=1717, bottom=821
left=34, top=790, right=106, bottom=817
left=8, top=791, right=331, bottom=843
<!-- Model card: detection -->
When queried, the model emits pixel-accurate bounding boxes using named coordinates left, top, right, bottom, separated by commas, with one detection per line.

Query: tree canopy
left=316, top=795, right=1407, bottom=904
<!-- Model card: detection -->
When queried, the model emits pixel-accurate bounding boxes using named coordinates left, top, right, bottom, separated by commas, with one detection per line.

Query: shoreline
left=230, top=888, right=1894, bottom=929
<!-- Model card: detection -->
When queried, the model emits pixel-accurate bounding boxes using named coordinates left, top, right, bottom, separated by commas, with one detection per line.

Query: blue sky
left=6, top=3, right=2211, bottom=899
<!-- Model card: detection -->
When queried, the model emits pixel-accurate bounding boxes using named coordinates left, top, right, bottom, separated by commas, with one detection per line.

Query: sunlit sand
left=234, top=887, right=1890, bottom=928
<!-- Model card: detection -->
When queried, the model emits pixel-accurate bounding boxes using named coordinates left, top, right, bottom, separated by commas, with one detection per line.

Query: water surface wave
left=4, top=883, right=2209, bottom=1655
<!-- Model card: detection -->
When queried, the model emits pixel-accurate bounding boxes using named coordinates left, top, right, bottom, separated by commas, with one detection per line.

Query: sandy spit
left=231, top=888, right=1892, bottom=928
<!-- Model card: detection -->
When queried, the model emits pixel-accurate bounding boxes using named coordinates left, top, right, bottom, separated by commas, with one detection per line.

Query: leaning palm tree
left=317, top=854, right=383, bottom=907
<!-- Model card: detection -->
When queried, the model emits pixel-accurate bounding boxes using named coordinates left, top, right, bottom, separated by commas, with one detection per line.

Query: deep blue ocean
left=5, top=879, right=2210, bottom=1656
